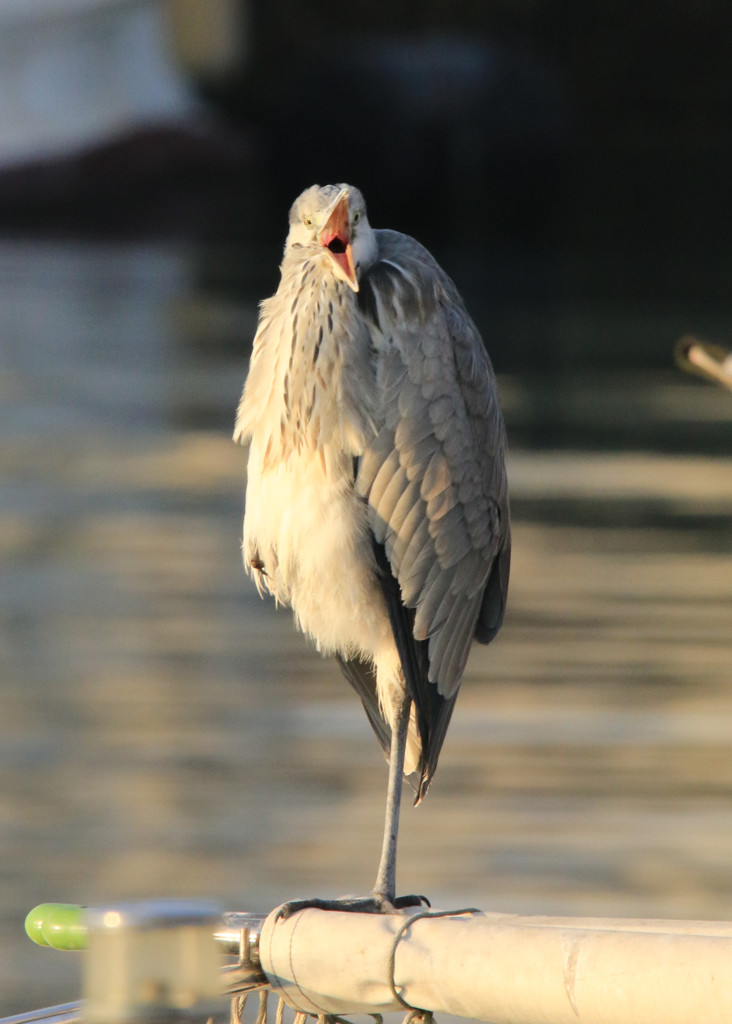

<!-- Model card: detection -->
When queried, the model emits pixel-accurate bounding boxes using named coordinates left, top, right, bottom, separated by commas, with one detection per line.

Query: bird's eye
left=303, top=216, right=314, bottom=228
left=353, top=211, right=361, bottom=225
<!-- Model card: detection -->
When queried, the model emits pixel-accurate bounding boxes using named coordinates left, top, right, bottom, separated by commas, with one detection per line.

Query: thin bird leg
left=274, top=689, right=426, bottom=919
left=372, top=689, right=412, bottom=903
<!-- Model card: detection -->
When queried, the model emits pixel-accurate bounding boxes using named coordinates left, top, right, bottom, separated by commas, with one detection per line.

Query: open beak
left=319, top=189, right=358, bottom=292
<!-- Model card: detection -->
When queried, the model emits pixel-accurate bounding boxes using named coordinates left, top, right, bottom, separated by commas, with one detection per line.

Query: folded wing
left=353, top=230, right=511, bottom=798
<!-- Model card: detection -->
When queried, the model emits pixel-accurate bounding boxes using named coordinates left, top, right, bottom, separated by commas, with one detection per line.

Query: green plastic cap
left=25, top=903, right=87, bottom=951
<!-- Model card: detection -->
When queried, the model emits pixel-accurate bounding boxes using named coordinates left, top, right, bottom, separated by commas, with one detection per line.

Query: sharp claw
left=392, top=893, right=430, bottom=910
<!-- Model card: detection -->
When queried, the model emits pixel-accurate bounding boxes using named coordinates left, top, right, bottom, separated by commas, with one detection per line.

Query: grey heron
left=234, top=184, right=510, bottom=911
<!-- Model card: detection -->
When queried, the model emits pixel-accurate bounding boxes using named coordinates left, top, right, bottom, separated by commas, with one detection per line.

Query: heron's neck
left=263, top=258, right=375, bottom=458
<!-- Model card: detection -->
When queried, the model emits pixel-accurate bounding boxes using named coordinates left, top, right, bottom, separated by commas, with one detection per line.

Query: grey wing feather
left=356, top=230, right=510, bottom=795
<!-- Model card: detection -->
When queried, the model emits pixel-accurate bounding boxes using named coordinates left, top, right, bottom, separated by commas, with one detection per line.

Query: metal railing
left=8, top=902, right=268, bottom=1024
left=7, top=899, right=732, bottom=1024
left=676, top=335, right=732, bottom=392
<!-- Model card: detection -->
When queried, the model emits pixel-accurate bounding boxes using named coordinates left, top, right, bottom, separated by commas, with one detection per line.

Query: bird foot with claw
left=275, top=893, right=430, bottom=920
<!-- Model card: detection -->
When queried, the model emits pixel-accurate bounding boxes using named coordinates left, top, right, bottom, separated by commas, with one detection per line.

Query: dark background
left=2, top=1, right=731, bottom=380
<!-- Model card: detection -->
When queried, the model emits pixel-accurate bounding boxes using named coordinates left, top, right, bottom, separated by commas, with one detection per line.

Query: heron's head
left=286, top=184, right=377, bottom=292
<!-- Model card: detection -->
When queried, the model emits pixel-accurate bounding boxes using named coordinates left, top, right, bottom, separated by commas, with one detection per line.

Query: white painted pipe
left=259, top=907, right=732, bottom=1024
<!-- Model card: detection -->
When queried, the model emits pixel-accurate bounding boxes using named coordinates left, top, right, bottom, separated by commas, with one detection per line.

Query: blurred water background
left=1, top=0, right=732, bottom=1015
